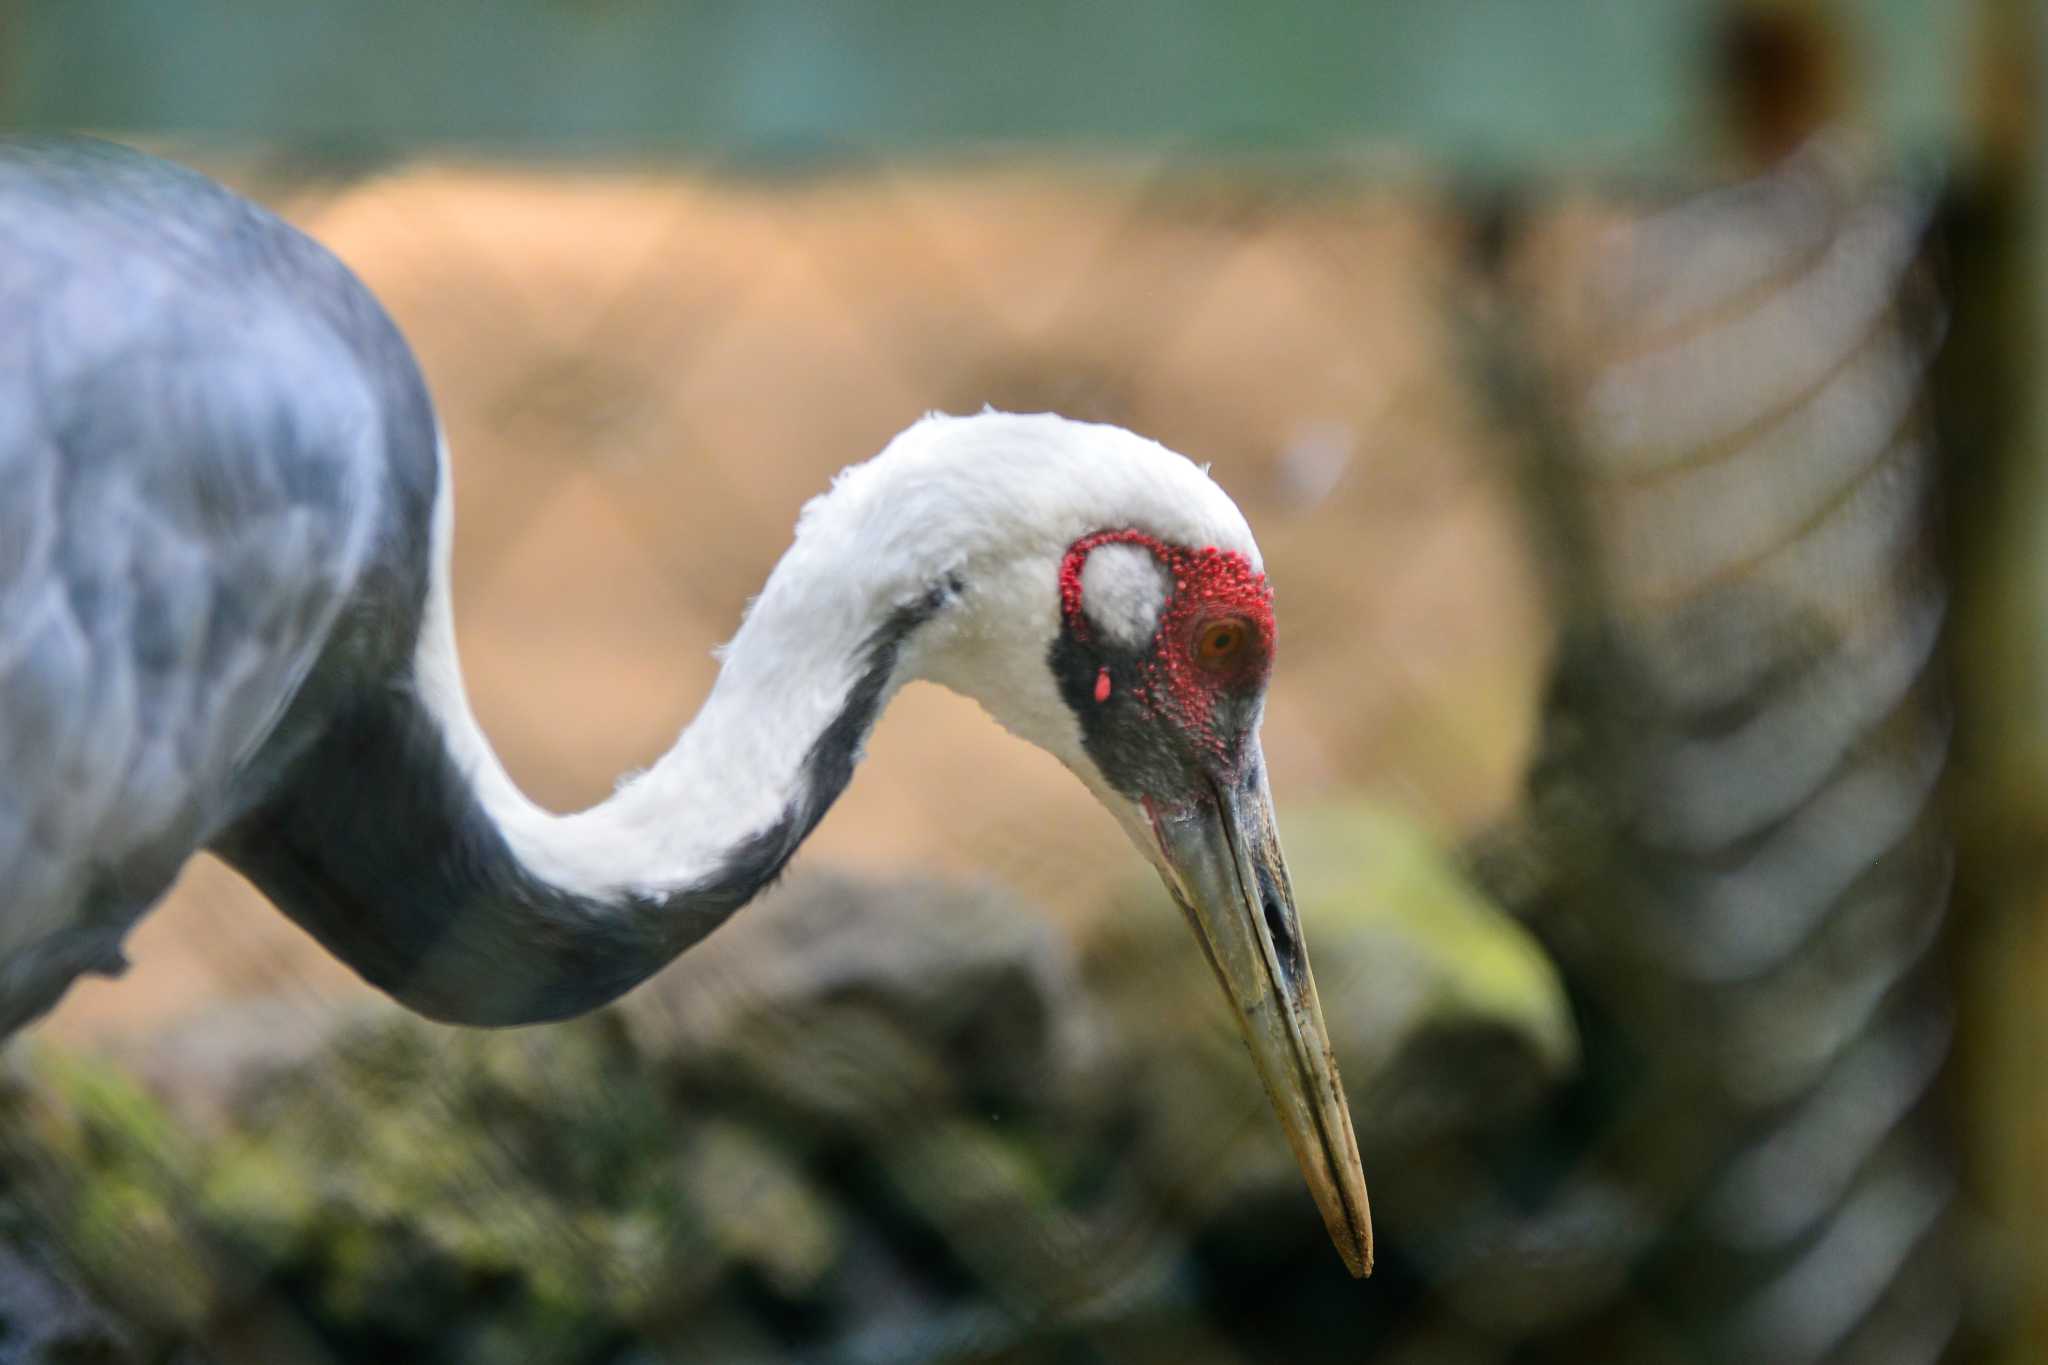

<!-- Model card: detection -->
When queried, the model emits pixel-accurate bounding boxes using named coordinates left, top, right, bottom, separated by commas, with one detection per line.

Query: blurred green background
left=0, top=1, right=1969, bottom=166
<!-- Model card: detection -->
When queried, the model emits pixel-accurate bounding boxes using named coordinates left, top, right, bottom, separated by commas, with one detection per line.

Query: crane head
left=1043, top=526, right=1373, bottom=1278
left=855, top=412, right=1372, bottom=1275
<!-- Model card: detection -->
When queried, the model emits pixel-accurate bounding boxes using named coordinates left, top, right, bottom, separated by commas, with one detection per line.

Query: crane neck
left=411, top=435, right=963, bottom=912
left=216, top=434, right=958, bottom=1026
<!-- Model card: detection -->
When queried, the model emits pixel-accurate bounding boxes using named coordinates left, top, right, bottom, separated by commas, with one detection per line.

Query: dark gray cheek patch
left=1049, top=620, right=1250, bottom=803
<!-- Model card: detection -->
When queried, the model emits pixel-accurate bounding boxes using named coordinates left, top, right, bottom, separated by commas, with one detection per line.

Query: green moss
left=1, top=1045, right=217, bottom=1327
left=686, top=1120, right=840, bottom=1298
left=1281, top=801, right=1578, bottom=1076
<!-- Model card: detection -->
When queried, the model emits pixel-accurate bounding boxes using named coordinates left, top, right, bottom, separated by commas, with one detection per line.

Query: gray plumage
left=0, top=136, right=439, bottom=1030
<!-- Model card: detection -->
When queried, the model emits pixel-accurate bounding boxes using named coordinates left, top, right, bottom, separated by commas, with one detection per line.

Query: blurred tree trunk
left=1941, top=2, right=2048, bottom=1362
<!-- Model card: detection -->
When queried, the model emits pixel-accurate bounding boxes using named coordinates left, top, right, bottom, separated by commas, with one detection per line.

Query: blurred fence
left=1467, top=132, right=1962, bottom=1363
left=3, top=3, right=2046, bottom=1364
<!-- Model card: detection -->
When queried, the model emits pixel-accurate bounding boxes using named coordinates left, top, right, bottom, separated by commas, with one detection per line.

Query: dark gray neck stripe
left=214, top=575, right=960, bottom=1026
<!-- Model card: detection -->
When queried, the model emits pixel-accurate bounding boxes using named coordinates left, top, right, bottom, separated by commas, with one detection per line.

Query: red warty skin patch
left=1059, top=529, right=1275, bottom=760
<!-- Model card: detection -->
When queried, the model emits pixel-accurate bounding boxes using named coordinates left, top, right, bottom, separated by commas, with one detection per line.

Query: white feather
left=1079, top=542, right=1170, bottom=648
left=411, top=411, right=1263, bottom=901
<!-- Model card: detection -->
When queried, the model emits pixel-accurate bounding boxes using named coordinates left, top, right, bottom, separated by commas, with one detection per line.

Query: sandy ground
left=43, top=155, right=1550, bottom=1043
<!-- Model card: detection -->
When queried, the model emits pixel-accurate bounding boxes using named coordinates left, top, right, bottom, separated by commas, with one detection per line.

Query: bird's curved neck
left=221, top=437, right=954, bottom=1025
left=219, top=411, right=1258, bottom=1025
left=412, top=448, right=942, bottom=910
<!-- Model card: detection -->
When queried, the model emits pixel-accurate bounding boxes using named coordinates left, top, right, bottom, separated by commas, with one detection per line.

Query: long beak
left=1149, top=747, right=1374, bottom=1277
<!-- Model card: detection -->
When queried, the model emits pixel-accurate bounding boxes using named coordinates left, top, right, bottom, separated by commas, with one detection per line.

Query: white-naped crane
left=0, top=137, right=1372, bottom=1276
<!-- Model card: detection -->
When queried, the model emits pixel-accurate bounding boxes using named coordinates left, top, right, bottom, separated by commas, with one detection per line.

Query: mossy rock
left=0, top=872, right=1111, bottom=1362
left=0, top=834, right=1572, bottom=1362
left=0, top=1045, right=223, bottom=1332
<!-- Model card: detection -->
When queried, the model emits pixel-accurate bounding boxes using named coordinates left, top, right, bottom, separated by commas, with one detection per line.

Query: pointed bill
left=1148, top=744, right=1374, bottom=1277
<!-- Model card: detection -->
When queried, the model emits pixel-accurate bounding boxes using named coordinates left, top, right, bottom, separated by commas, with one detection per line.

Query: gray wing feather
left=0, top=148, right=386, bottom=1010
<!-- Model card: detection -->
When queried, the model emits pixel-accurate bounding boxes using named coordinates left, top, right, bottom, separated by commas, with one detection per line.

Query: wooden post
left=1942, top=3, right=2048, bottom=1362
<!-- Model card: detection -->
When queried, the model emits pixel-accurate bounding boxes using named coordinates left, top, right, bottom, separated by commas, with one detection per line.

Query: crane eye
left=1194, top=617, right=1251, bottom=670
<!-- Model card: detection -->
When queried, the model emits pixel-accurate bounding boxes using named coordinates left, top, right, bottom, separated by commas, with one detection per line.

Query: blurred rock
left=0, top=824, right=1569, bottom=1363
left=1089, top=800, right=1572, bottom=1138
left=0, top=1235, right=145, bottom=1364
left=1083, top=800, right=1578, bottom=1333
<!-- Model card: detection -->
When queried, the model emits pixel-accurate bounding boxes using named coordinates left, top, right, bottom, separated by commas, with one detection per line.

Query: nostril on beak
left=1263, top=891, right=1302, bottom=984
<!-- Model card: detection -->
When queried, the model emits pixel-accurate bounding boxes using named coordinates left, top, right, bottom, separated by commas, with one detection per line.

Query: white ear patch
left=1080, top=541, right=1171, bottom=648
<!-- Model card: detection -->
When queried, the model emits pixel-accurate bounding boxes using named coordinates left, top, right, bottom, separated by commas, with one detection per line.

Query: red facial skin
left=1057, top=529, right=1276, bottom=765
